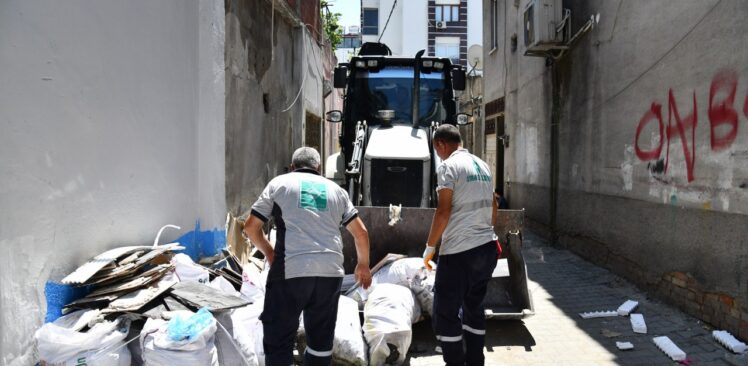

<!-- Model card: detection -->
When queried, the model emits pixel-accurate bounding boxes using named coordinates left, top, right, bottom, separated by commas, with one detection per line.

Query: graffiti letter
left=635, top=102, right=664, bottom=160
left=708, top=70, right=738, bottom=151
left=665, top=90, right=698, bottom=182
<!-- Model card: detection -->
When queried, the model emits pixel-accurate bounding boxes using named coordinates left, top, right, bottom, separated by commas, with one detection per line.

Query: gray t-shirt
left=250, top=169, right=358, bottom=279
left=436, top=148, right=497, bottom=255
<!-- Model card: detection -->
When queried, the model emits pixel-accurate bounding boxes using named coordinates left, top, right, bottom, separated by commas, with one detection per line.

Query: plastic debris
left=579, top=310, right=618, bottom=319
left=167, top=308, right=215, bottom=341
left=630, top=313, right=647, bottom=334
left=712, top=330, right=748, bottom=354
left=653, top=336, right=687, bottom=361
left=616, top=341, right=634, bottom=351
left=617, top=300, right=639, bottom=316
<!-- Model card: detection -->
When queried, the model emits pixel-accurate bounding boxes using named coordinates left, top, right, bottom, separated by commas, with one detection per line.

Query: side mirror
left=456, top=113, right=472, bottom=125
left=326, top=110, right=343, bottom=123
left=452, top=67, right=466, bottom=91
left=333, top=67, right=348, bottom=88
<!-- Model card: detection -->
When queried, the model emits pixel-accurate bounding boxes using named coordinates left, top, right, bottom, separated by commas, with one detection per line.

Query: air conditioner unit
left=436, top=21, right=447, bottom=30
left=523, top=0, right=563, bottom=52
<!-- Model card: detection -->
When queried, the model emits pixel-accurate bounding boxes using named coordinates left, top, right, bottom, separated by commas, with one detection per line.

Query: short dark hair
left=433, top=124, right=462, bottom=144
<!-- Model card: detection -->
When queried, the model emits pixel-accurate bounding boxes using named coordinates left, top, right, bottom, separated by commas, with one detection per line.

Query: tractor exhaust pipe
left=412, top=49, right=425, bottom=129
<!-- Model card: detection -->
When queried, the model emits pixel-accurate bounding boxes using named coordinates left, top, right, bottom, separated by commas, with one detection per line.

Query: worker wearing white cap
left=424, top=124, right=501, bottom=366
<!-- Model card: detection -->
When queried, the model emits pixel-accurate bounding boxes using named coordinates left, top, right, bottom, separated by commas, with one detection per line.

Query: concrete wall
left=485, top=0, right=748, bottom=338
left=0, top=0, right=226, bottom=364
left=225, top=0, right=329, bottom=215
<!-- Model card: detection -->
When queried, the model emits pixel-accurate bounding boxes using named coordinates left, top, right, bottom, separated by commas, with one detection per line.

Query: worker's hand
left=423, top=245, right=436, bottom=271
left=355, top=262, right=372, bottom=290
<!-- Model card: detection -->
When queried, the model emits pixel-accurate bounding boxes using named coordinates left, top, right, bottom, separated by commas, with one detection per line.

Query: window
left=337, top=36, right=362, bottom=49
left=435, top=37, right=460, bottom=64
left=490, top=0, right=498, bottom=50
left=435, top=5, right=459, bottom=23
left=362, top=8, right=378, bottom=35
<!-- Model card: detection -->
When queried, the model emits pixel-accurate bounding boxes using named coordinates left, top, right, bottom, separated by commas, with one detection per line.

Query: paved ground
left=405, top=231, right=746, bottom=366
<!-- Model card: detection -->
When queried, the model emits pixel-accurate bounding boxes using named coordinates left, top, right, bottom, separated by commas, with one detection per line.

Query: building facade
left=360, top=0, right=482, bottom=66
left=483, top=0, right=748, bottom=340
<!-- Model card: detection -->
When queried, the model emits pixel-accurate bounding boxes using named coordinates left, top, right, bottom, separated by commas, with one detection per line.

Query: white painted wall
left=467, top=0, right=483, bottom=51
left=377, top=0, right=403, bottom=54
left=401, top=0, right=429, bottom=57
left=0, top=1, right=225, bottom=363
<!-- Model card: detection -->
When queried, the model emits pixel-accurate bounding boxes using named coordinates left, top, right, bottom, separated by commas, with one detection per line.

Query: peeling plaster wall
left=225, top=0, right=329, bottom=215
left=0, top=1, right=226, bottom=364
left=485, top=0, right=748, bottom=330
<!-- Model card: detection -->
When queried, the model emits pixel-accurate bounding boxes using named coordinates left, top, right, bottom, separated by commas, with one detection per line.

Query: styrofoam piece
left=617, top=300, right=639, bottom=316
left=616, top=341, right=634, bottom=351
left=653, top=336, right=687, bottom=361
left=713, top=330, right=748, bottom=354
left=579, top=310, right=618, bottom=319
left=630, top=313, right=647, bottom=334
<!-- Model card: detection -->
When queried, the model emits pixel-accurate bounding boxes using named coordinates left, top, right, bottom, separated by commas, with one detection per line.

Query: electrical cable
left=377, top=0, right=397, bottom=43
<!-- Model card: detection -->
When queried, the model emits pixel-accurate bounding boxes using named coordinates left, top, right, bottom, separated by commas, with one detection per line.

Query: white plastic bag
left=230, top=301, right=265, bottom=366
left=363, top=284, right=420, bottom=366
left=141, top=310, right=218, bottom=366
left=373, top=258, right=426, bottom=287
left=239, top=267, right=267, bottom=303
left=35, top=311, right=131, bottom=366
left=333, top=296, right=368, bottom=365
left=348, top=258, right=427, bottom=308
left=297, top=296, right=368, bottom=366
left=171, top=253, right=210, bottom=284
left=210, top=276, right=240, bottom=297
left=410, top=268, right=435, bottom=317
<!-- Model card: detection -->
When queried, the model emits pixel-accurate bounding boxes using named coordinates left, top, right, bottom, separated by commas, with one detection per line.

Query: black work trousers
left=261, top=276, right=342, bottom=366
left=433, top=241, right=498, bottom=366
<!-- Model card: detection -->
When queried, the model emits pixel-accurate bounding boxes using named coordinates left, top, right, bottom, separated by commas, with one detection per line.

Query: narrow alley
left=1, top=1, right=747, bottom=365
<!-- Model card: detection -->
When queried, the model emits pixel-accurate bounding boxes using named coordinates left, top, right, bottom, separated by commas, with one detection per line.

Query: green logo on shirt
left=467, top=160, right=491, bottom=182
left=300, top=181, right=328, bottom=211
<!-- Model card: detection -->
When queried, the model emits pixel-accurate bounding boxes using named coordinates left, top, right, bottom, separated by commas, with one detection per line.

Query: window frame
left=362, top=8, right=379, bottom=35
left=435, top=5, right=460, bottom=23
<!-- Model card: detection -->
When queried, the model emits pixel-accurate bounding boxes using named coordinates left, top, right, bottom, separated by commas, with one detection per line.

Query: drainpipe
left=550, top=60, right=560, bottom=246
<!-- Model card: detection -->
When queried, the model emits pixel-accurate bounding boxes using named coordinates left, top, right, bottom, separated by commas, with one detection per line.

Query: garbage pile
left=35, top=226, right=436, bottom=366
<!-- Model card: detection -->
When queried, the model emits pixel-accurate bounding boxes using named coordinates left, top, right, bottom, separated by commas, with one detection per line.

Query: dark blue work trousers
left=433, top=241, right=498, bottom=366
left=261, top=276, right=342, bottom=366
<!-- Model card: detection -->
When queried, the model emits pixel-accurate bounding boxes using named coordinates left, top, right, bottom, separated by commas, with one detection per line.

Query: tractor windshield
left=350, top=67, right=448, bottom=127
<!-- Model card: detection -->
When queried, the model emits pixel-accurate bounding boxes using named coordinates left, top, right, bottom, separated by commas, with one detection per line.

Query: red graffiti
left=634, top=69, right=744, bottom=183
left=665, top=90, right=697, bottom=182
left=708, top=70, right=738, bottom=151
left=634, top=103, right=664, bottom=160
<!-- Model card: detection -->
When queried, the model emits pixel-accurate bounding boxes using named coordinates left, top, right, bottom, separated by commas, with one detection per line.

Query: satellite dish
left=467, top=44, right=483, bottom=70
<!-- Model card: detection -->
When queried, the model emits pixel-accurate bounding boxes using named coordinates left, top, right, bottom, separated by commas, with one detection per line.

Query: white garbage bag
left=239, top=267, right=267, bottom=303
left=141, top=309, right=218, bottom=366
left=410, top=268, right=435, bottom=317
left=363, top=284, right=420, bottom=366
left=171, top=253, right=210, bottom=284
left=210, top=276, right=240, bottom=297
left=35, top=311, right=131, bottom=366
left=348, top=258, right=427, bottom=309
left=333, top=296, right=368, bottom=366
left=373, top=258, right=427, bottom=287
left=230, top=301, right=265, bottom=366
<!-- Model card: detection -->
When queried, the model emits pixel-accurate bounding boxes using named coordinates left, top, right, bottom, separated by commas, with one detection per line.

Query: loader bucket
left=341, top=207, right=534, bottom=319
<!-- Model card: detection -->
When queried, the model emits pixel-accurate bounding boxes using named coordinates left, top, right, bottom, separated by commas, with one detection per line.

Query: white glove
left=423, top=245, right=436, bottom=270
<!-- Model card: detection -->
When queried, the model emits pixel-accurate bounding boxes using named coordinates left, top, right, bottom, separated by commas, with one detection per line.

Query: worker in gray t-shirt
left=424, top=124, right=500, bottom=366
left=244, top=147, right=372, bottom=366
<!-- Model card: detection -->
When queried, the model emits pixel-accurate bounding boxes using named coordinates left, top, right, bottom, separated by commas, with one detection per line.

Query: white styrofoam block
left=617, top=300, right=639, bottom=316
left=616, top=341, right=634, bottom=351
left=653, top=336, right=687, bottom=361
left=713, top=330, right=748, bottom=354
left=630, top=313, right=647, bottom=334
left=579, top=310, right=618, bottom=319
